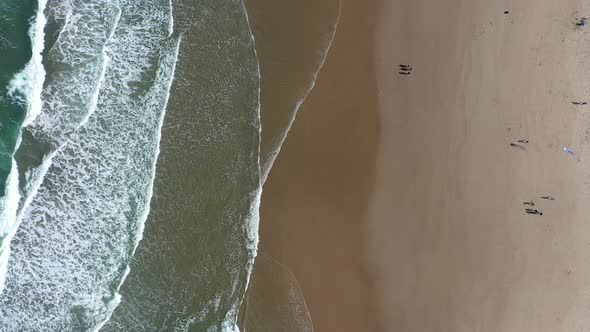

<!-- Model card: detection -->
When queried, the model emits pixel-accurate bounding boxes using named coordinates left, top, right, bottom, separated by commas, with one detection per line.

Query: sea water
left=0, top=0, right=262, bottom=330
left=0, top=0, right=184, bottom=329
left=0, top=0, right=36, bottom=194
left=0, top=0, right=46, bottom=294
left=0, top=0, right=342, bottom=329
left=103, top=0, right=261, bottom=330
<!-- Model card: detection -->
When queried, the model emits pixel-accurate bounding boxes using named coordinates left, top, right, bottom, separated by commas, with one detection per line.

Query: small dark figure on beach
left=510, top=143, right=526, bottom=150
left=399, top=64, right=412, bottom=76
left=523, top=201, right=535, bottom=206
left=572, top=101, right=587, bottom=105
left=576, top=17, right=587, bottom=27
left=504, top=11, right=509, bottom=14
left=525, top=208, right=543, bottom=215
left=517, top=139, right=529, bottom=144
left=541, top=196, right=555, bottom=200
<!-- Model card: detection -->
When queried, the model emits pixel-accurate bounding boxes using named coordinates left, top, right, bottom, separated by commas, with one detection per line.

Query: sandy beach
left=370, top=0, right=590, bottom=330
left=260, top=0, right=590, bottom=331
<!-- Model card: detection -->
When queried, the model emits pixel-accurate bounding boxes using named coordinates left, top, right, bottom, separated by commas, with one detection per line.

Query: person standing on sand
left=399, top=64, right=412, bottom=75
left=541, top=196, right=555, bottom=200
left=523, top=201, right=535, bottom=206
left=510, top=143, right=526, bottom=150
left=525, top=208, right=543, bottom=215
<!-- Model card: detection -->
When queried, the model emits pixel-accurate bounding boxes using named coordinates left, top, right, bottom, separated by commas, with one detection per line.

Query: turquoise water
left=0, top=0, right=35, bottom=196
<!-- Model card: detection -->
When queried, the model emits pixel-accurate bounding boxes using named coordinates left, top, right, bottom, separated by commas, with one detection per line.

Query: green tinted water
left=0, top=0, right=36, bottom=196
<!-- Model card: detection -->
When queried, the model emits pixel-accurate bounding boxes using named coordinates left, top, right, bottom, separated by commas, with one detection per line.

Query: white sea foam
left=228, top=188, right=262, bottom=332
left=28, top=0, right=122, bottom=146
left=15, top=1, right=123, bottom=218
left=0, top=0, right=122, bottom=300
left=17, top=148, right=60, bottom=222
left=225, top=2, right=262, bottom=331
left=167, top=0, right=174, bottom=37
left=0, top=0, right=48, bottom=294
left=95, top=33, right=182, bottom=330
left=0, top=160, right=20, bottom=292
left=6, top=0, right=47, bottom=127
left=0, top=0, right=179, bottom=329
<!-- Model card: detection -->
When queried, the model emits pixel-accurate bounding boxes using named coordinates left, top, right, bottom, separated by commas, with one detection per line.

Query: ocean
left=0, top=0, right=35, bottom=195
left=0, top=0, right=339, bottom=330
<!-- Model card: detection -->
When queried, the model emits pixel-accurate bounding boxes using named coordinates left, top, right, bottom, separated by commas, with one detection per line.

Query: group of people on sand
left=511, top=20, right=588, bottom=216
left=523, top=196, right=554, bottom=216
left=509, top=139, right=528, bottom=150
left=509, top=138, right=557, bottom=216
left=398, top=64, right=412, bottom=75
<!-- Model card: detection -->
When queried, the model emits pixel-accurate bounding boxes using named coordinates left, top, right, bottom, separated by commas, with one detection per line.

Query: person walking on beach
left=541, top=195, right=555, bottom=200
left=517, top=139, right=529, bottom=144
left=523, top=201, right=535, bottom=206
left=510, top=143, right=526, bottom=150
left=564, top=147, right=575, bottom=156
left=525, top=208, right=543, bottom=215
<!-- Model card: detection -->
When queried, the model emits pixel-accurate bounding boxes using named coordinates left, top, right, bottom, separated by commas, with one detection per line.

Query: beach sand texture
left=372, top=0, right=590, bottom=330
left=259, top=0, right=590, bottom=331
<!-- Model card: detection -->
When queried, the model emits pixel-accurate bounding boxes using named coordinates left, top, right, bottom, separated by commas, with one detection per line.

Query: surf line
left=92, top=33, right=183, bottom=332
left=0, top=0, right=48, bottom=294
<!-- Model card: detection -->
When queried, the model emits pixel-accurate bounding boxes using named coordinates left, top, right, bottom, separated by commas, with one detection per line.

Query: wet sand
left=371, top=0, right=590, bottom=331
left=242, top=0, right=340, bottom=182
left=257, top=0, right=381, bottom=330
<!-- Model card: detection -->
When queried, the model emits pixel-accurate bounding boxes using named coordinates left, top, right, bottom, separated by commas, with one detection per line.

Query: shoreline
left=243, top=0, right=341, bottom=183
left=257, top=0, right=381, bottom=330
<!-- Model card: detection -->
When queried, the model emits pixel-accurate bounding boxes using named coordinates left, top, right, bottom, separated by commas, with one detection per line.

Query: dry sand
left=371, top=0, right=590, bottom=331
left=262, top=0, right=590, bottom=331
